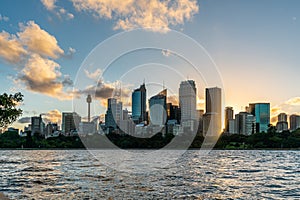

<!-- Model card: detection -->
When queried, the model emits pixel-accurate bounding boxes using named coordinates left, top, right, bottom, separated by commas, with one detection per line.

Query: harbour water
left=0, top=150, right=299, bottom=199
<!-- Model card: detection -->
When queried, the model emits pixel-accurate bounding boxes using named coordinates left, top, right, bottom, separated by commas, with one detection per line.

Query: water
left=0, top=150, right=299, bottom=199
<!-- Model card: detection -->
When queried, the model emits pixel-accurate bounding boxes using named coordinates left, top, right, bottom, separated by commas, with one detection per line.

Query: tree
left=0, top=92, right=23, bottom=131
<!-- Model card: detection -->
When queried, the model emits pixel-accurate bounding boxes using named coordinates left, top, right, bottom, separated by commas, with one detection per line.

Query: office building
left=290, top=114, right=300, bottom=131
left=276, top=113, right=288, bottom=132
left=31, top=115, right=45, bottom=135
left=248, top=103, right=270, bottom=133
left=132, top=83, right=147, bottom=124
left=225, top=107, right=234, bottom=132
left=62, top=112, right=81, bottom=134
left=236, top=112, right=256, bottom=135
left=203, top=87, right=222, bottom=136
left=105, top=98, right=123, bottom=129
left=149, top=89, right=167, bottom=126
left=179, top=80, right=197, bottom=122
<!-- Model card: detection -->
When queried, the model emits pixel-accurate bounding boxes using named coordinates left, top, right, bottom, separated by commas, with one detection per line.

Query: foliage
left=0, top=92, right=23, bottom=130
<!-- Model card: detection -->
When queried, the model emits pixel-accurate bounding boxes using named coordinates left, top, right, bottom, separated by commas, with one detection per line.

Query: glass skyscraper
left=149, top=89, right=167, bottom=126
left=132, top=83, right=147, bottom=124
left=249, top=103, right=270, bottom=133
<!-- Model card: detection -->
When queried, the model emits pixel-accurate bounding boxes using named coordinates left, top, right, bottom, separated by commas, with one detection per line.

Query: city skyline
left=0, top=1, right=300, bottom=130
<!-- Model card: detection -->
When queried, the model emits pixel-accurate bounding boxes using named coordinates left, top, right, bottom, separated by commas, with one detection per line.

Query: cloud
left=84, top=69, right=102, bottom=81
left=167, top=95, right=179, bottom=105
left=77, top=79, right=132, bottom=108
left=285, top=97, right=300, bottom=106
left=42, top=109, right=62, bottom=124
left=18, top=117, right=31, bottom=124
left=62, top=75, right=73, bottom=87
left=18, top=54, right=73, bottom=100
left=18, top=21, right=64, bottom=59
left=162, top=49, right=171, bottom=57
left=0, top=31, right=27, bottom=63
left=0, top=14, right=9, bottom=22
left=41, top=0, right=74, bottom=20
left=0, top=20, right=75, bottom=100
left=71, top=0, right=199, bottom=32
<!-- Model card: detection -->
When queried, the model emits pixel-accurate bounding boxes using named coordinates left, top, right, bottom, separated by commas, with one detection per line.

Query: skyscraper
left=62, top=112, right=81, bottom=134
left=31, top=115, right=44, bottom=135
left=149, top=89, right=167, bottom=126
left=203, top=87, right=222, bottom=136
left=105, top=98, right=122, bottom=129
left=225, top=106, right=234, bottom=133
left=248, top=103, right=270, bottom=133
left=276, top=113, right=288, bottom=133
left=132, top=83, right=147, bottom=124
left=86, top=94, right=92, bottom=122
left=290, top=114, right=300, bottom=131
left=235, top=112, right=256, bottom=135
left=179, top=80, right=197, bottom=122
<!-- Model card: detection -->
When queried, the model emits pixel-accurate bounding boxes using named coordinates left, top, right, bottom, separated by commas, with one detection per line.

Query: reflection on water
left=0, top=150, right=300, bottom=199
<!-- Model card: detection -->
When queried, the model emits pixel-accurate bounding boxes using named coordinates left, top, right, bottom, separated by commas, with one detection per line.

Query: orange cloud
left=42, top=109, right=62, bottom=124
left=18, top=21, right=64, bottom=59
left=0, top=31, right=26, bottom=63
left=71, top=0, right=199, bottom=32
left=41, top=0, right=74, bottom=20
left=285, top=97, right=300, bottom=106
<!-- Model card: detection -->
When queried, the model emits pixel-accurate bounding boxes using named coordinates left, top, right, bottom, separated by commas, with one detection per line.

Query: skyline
left=0, top=0, right=300, bottom=129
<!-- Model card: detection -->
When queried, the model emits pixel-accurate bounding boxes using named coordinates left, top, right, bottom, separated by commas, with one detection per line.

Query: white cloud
left=84, top=69, right=102, bottom=81
left=71, top=0, right=199, bottom=32
left=285, top=97, right=300, bottom=106
left=18, top=21, right=64, bottom=59
left=0, top=31, right=27, bottom=63
left=41, top=0, right=74, bottom=20
left=162, top=49, right=171, bottom=57
left=0, top=14, right=9, bottom=22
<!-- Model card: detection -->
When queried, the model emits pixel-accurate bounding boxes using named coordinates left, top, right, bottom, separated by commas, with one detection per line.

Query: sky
left=0, top=0, right=300, bottom=129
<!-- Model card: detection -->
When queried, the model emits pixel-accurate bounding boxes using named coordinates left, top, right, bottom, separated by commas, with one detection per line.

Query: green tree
left=0, top=92, right=23, bottom=131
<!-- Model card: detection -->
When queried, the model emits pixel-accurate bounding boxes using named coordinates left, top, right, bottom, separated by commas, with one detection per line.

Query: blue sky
left=0, top=0, right=300, bottom=128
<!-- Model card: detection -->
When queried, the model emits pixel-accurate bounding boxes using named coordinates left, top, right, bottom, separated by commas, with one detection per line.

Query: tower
left=86, top=94, right=92, bottom=122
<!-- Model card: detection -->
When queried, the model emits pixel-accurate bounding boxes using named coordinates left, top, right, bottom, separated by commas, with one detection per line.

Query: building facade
left=132, top=83, right=147, bottom=124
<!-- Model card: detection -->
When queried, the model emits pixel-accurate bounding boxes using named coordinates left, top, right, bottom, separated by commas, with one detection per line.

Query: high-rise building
left=225, top=107, right=234, bottom=133
left=236, top=112, right=256, bottom=135
left=62, top=112, right=81, bottom=134
left=276, top=113, right=288, bottom=132
left=248, top=103, right=270, bottom=133
left=203, top=87, right=222, bottom=136
left=179, top=80, right=197, bottom=122
left=31, top=115, right=44, bottom=135
left=149, top=89, right=167, bottom=126
left=86, top=94, right=92, bottom=122
left=105, top=98, right=123, bottom=129
left=290, top=114, right=300, bottom=131
left=132, top=83, right=147, bottom=124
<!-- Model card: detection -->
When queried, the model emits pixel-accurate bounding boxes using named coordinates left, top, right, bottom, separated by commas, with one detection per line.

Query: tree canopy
left=0, top=92, right=23, bottom=130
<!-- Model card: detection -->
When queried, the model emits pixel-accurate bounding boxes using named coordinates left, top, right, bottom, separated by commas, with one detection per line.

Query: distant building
left=203, top=87, right=222, bottom=136
left=132, top=83, right=147, bottom=124
left=79, top=122, right=97, bottom=135
left=236, top=112, right=256, bottom=135
left=62, top=112, right=81, bottom=135
left=45, top=122, right=59, bottom=138
left=225, top=107, right=234, bottom=133
left=105, top=98, right=123, bottom=130
left=31, top=115, right=45, bottom=136
left=179, top=80, right=197, bottom=122
left=149, top=89, right=167, bottom=126
left=228, top=119, right=237, bottom=134
left=290, top=114, right=300, bottom=131
left=248, top=103, right=270, bottom=133
left=276, top=113, right=288, bottom=133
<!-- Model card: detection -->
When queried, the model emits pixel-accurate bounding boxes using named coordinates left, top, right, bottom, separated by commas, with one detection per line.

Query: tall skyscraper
left=203, top=87, right=222, bottom=136
left=132, top=83, right=147, bottom=124
left=225, top=107, right=234, bottom=132
left=105, top=98, right=122, bottom=129
left=62, top=112, right=81, bottom=134
left=149, top=89, right=167, bottom=126
left=235, top=112, right=256, bottom=135
left=179, top=80, right=197, bottom=122
left=290, top=114, right=300, bottom=131
left=31, top=115, right=44, bottom=135
left=276, top=113, right=288, bottom=133
left=248, top=103, right=270, bottom=133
